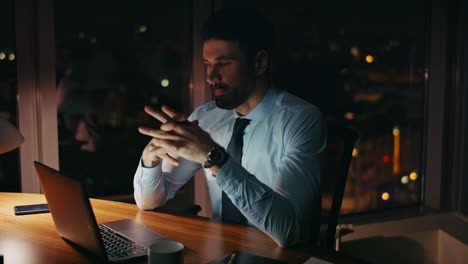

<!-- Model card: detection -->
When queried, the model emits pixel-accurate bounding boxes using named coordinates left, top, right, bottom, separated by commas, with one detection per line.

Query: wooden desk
left=0, top=193, right=354, bottom=264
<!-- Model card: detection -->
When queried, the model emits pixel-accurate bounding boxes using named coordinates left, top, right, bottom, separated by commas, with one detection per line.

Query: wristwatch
left=204, top=146, right=229, bottom=168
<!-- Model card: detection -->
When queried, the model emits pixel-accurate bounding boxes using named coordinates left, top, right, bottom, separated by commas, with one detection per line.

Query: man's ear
left=254, top=50, right=269, bottom=76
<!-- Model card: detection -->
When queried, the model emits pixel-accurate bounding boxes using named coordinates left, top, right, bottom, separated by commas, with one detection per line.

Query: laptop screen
left=34, top=161, right=107, bottom=260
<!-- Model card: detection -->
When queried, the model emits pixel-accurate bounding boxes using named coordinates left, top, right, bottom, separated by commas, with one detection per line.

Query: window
left=220, top=0, right=427, bottom=214
left=54, top=0, right=192, bottom=198
left=0, top=0, right=20, bottom=192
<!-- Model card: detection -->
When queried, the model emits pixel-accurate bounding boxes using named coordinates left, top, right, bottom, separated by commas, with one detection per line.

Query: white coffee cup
left=148, top=240, right=184, bottom=264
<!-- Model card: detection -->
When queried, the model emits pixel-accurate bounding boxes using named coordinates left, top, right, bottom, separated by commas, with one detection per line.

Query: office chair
left=101, top=192, right=202, bottom=216
left=319, top=123, right=359, bottom=250
left=152, top=198, right=202, bottom=215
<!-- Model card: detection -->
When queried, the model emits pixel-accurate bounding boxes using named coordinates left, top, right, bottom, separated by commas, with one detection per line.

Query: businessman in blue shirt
left=134, top=8, right=326, bottom=247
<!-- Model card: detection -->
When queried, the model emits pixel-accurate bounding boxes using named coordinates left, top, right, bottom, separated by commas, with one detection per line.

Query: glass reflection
left=54, top=0, right=192, bottom=199
left=220, top=0, right=426, bottom=214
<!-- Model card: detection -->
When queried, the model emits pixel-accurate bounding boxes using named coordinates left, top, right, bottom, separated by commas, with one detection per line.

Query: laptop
left=34, top=161, right=176, bottom=263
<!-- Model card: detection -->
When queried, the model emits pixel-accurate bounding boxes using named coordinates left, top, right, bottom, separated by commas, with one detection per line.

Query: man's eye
left=217, top=61, right=231, bottom=67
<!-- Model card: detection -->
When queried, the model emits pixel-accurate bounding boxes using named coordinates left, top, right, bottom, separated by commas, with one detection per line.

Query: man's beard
left=210, top=83, right=249, bottom=110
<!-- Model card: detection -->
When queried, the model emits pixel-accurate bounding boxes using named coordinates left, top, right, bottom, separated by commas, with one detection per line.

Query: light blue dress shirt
left=133, top=88, right=326, bottom=247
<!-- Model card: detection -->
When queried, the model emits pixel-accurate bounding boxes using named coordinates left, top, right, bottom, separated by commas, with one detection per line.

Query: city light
left=401, top=175, right=409, bottom=184
left=0, top=52, right=5, bottom=60
left=90, top=37, right=97, bottom=44
left=345, top=112, right=355, bottom=120
left=381, top=192, right=390, bottom=201
left=365, top=55, right=374, bottom=63
left=8, top=53, right=15, bottom=61
left=410, top=172, right=418, bottom=181
left=393, top=126, right=400, bottom=174
left=161, top=79, right=169, bottom=87
left=350, top=46, right=360, bottom=57
left=78, top=32, right=85, bottom=39
left=352, top=148, right=358, bottom=157
left=383, top=155, right=391, bottom=163
left=138, top=25, right=147, bottom=33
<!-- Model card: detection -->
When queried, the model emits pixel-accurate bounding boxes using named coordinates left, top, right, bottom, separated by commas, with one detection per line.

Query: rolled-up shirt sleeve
left=216, top=108, right=326, bottom=247
left=133, top=158, right=201, bottom=210
left=133, top=161, right=165, bottom=210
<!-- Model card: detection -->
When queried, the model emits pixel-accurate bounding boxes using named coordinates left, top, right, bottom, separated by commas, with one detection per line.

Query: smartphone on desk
left=14, top=203, right=50, bottom=215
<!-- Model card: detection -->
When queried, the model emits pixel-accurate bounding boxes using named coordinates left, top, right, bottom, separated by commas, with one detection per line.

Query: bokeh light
left=381, top=192, right=390, bottom=201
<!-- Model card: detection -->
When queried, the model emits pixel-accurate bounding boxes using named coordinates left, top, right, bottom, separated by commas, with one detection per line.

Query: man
left=134, top=8, right=326, bottom=248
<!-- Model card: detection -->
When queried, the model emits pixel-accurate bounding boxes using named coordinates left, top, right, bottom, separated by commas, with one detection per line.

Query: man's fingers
left=162, top=105, right=188, bottom=122
left=161, top=105, right=177, bottom=117
left=152, top=147, right=180, bottom=166
left=145, top=105, right=190, bottom=125
left=147, top=145, right=180, bottom=166
left=138, top=127, right=183, bottom=141
left=159, top=121, right=187, bottom=135
left=144, top=106, right=172, bottom=123
left=159, top=152, right=180, bottom=166
left=147, top=136, right=178, bottom=151
left=146, top=144, right=156, bottom=152
left=162, top=105, right=182, bottom=119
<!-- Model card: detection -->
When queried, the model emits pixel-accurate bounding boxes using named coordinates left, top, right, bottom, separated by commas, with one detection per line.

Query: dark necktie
left=222, top=118, right=251, bottom=225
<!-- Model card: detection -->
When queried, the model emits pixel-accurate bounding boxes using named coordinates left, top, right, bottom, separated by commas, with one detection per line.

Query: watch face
left=209, top=147, right=225, bottom=165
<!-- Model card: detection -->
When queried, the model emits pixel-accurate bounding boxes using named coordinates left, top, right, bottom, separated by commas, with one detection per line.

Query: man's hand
left=140, top=105, right=187, bottom=167
left=139, top=105, right=218, bottom=166
left=141, top=139, right=178, bottom=168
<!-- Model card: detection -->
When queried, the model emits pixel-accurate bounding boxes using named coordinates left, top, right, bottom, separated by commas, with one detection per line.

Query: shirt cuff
left=137, top=159, right=163, bottom=184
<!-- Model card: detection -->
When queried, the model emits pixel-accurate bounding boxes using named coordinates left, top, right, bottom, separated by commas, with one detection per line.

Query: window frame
left=16, top=0, right=58, bottom=193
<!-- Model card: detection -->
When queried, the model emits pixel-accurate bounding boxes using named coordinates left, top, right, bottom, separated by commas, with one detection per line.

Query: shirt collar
left=233, top=87, right=280, bottom=123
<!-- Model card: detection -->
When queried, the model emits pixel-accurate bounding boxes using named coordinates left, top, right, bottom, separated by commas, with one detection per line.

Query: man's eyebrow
left=215, top=55, right=236, bottom=60
left=203, top=56, right=237, bottom=62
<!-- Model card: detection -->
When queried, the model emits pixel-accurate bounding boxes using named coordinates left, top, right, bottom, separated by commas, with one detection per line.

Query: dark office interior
left=0, top=0, right=467, bottom=263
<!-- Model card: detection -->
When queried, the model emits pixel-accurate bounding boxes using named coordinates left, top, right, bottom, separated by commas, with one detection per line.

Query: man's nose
left=206, top=66, right=221, bottom=84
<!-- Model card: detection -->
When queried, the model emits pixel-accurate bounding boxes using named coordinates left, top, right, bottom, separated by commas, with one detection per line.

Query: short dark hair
left=202, top=8, right=274, bottom=62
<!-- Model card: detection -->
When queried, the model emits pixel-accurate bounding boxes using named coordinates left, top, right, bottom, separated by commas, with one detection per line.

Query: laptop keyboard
left=99, top=224, right=147, bottom=259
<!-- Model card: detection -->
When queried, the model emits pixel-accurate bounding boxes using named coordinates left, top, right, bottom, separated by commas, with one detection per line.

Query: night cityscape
left=1, top=0, right=426, bottom=214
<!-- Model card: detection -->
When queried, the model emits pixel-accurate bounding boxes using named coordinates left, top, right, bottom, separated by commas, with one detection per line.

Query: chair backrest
left=320, top=123, right=359, bottom=249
